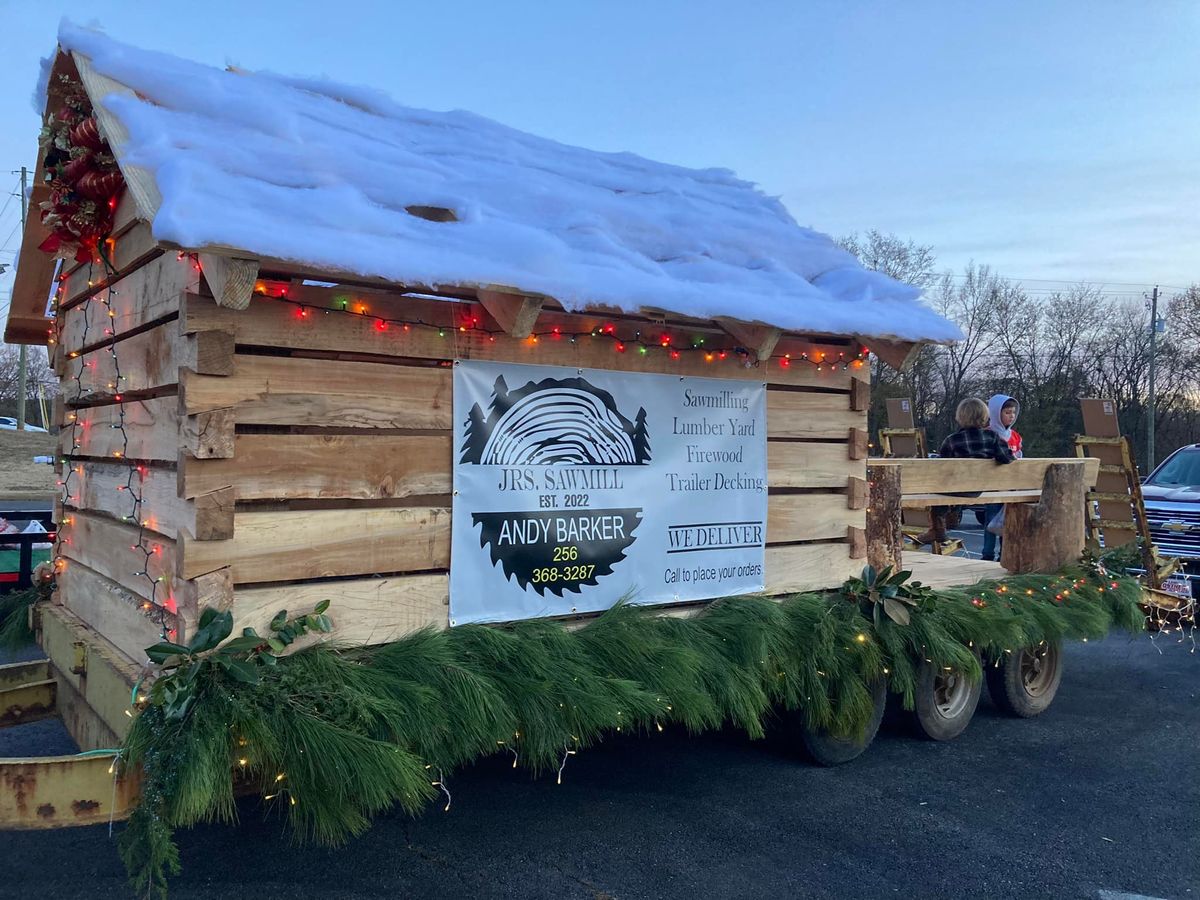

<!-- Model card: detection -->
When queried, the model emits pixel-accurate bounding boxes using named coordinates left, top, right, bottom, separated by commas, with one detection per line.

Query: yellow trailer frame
left=0, top=604, right=141, bottom=829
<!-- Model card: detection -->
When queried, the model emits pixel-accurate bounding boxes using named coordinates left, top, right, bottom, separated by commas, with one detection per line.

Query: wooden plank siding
left=59, top=222, right=162, bottom=309
left=177, top=494, right=863, bottom=586
left=57, top=560, right=176, bottom=663
left=64, top=319, right=233, bottom=400
left=227, top=543, right=861, bottom=645
left=180, top=291, right=863, bottom=390
left=54, top=262, right=874, bottom=657
left=56, top=253, right=200, bottom=359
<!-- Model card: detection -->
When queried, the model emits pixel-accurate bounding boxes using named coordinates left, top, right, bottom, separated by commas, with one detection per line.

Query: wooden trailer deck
left=905, top=554, right=1006, bottom=589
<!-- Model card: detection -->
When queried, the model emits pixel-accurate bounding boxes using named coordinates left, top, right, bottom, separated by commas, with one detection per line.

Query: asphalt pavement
left=0, top=628, right=1196, bottom=900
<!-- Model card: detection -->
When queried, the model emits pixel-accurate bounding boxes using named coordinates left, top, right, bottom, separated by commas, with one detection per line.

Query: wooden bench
left=866, top=458, right=1100, bottom=572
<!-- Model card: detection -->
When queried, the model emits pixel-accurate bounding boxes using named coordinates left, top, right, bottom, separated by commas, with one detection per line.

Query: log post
left=866, top=463, right=902, bottom=572
left=1000, top=462, right=1086, bottom=573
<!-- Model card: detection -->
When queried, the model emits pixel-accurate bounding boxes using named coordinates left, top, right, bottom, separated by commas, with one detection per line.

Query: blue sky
left=1, top=0, right=1197, bottom=310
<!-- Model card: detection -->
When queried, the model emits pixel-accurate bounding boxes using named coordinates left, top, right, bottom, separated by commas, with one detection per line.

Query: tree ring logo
left=460, top=375, right=650, bottom=595
left=461, top=375, right=651, bottom=466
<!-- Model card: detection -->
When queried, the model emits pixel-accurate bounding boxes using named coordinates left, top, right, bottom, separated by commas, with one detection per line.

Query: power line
left=0, top=219, right=21, bottom=253
left=929, top=271, right=1192, bottom=292
left=0, top=178, right=20, bottom=222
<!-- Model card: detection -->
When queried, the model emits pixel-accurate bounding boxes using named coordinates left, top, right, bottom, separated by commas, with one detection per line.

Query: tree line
left=841, top=231, right=1200, bottom=470
left=0, top=343, right=55, bottom=425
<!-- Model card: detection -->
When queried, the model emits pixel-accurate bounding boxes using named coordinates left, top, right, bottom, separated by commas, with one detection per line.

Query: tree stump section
left=866, top=464, right=902, bottom=572
left=1000, top=462, right=1086, bottom=573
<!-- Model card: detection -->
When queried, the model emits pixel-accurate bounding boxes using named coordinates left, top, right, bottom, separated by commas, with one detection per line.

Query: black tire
left=798, top=679, right=887, bottom=766
left=985, top=641, right=1063, bottom=718
left=910, top=657, right=981, bottom=741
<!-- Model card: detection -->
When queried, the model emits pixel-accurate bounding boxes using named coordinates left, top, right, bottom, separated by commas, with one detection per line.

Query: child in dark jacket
left=918, top=398, right=1014, bottom=545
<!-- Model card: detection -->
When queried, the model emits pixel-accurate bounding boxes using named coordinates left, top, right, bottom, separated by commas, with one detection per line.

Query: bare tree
left=0, top=343, right=58, bottom=424
left=837, top=231, right=938, bottom=440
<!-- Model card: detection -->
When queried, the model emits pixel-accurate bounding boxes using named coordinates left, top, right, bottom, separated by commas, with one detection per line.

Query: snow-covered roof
left=50, top=23, right=961, bottom=343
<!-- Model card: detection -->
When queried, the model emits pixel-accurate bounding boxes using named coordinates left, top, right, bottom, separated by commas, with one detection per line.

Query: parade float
left=0, top=25, right=1155, bottom=897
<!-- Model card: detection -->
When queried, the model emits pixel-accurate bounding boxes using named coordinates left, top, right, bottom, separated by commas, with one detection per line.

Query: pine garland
left=0, top=583, right=46, bottom=652
left=116, top=567, right=1143, bottom=898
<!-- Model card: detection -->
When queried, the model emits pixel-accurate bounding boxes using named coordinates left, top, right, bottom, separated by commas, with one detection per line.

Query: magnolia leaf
left=189, top=609, right=234, bottom=654
left=267, top=637, right=286, bottom=654
left=896, top=570, right=913, bottom=583
left=316, top=613, right=333, bottom=633
left=881, top=584, right=899, bottom=599
left=872, top=599, right=883, bottom=629
left=197, top=607, right=220, bottom=629
left=883, top=596, right=911, bottom=626
left=218, top=657, right=260, bottom=685
left=242, top=627, right=260, bottom=639
left=877, top=564, right=894, bottom=583
left=862, top=565, right=876, bottom=585
left=145, top=641, right=190, bottom=664
left=219, top=636, right=265, bottom=654
left=269, top=610, right=288, bottom=631
left=314, top=599, right=331, bottom=615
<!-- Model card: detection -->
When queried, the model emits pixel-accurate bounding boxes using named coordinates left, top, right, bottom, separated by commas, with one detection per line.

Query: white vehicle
left=0, top=417, right=48, bottom=433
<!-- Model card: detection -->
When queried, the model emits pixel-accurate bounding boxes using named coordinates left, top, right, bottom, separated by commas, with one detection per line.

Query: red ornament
left=69, top=116, right=106, bottom=151
left=62, top=153, right=96, bottom=184
left=75, top=170, right=124, bottom=203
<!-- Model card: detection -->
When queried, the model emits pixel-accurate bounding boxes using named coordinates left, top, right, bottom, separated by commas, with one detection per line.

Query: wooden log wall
left=51, top=227, right=870, bottom=660
left=51, top=220, right=211, bottom=655
left=176, top=281, right=869, bottom=647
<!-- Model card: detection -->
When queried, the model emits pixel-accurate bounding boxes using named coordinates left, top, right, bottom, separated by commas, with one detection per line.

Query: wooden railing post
left=866, top=463, right=902, bottom=572
left=1000, top=463, right=1086, bottom=573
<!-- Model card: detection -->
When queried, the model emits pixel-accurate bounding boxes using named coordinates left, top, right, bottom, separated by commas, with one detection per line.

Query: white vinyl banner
left=450, top=360, right=767, bottom=625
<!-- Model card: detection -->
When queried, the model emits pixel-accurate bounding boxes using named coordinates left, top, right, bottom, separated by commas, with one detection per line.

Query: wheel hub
left=1019, top=644, right=1060, bottom=697
left=933, top=669, right=971, bottom=719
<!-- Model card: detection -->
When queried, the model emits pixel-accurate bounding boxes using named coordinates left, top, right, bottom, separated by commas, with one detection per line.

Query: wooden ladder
left=879, top=427, right=927, bottom=459
left=1074, top=435, right=1175, bottom=587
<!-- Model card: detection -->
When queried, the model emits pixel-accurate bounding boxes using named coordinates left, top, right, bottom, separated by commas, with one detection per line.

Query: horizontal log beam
left=179, top=434, right=453, bottom=500
left=179, top=292, right=853, bottom=389
left=65, top=461, right=232, bottom=540
left=873, top=457, right=1100, bottom=494
left=57, top=253, right=198, bottom=356
left=179, top=355, right=452, bottom=428
left=177, top=507, right=452, bottom=582
left=767, top=441, right=865, bottom=489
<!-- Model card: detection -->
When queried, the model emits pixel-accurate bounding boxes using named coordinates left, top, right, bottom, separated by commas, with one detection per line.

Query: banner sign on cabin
left=450, top=360, right=767, bottom=625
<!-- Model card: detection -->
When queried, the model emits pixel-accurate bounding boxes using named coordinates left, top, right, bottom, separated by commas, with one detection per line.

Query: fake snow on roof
left=52, top=22, right=962, bottom=343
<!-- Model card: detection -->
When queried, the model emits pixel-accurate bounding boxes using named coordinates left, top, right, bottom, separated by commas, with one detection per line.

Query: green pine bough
left=117, top=566, right=1144, bottom=898
left=0, top=582, right=46, bottom=651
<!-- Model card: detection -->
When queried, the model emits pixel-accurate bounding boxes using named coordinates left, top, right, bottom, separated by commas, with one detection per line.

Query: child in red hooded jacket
left=981, top=394, right=1023, bottom=560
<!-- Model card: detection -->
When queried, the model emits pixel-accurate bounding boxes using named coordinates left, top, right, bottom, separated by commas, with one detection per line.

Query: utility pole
left=15, top=166, right=28, bottom=431
left=1146, top=284, right=1160, bottom=473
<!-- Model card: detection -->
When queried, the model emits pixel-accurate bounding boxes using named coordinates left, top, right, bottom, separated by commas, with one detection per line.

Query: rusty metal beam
left=0, top=752, right=140, bottom=829
left=0, top=679, right=56, bottom=728
left=0, top=661, right=49, bottom=692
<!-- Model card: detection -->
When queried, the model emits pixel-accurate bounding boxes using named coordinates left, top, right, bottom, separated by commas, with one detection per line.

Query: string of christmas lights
left=251, top=280, right=871, bottom=372
left=51, top=250, right=176, bottom=641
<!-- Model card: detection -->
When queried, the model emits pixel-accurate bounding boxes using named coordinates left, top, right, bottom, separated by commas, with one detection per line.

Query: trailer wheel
left=798, top=679, right=887, bottom=766
left=911, top=657, right=981, bottom=741
left=985, top=641, right=1062, bottom=718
